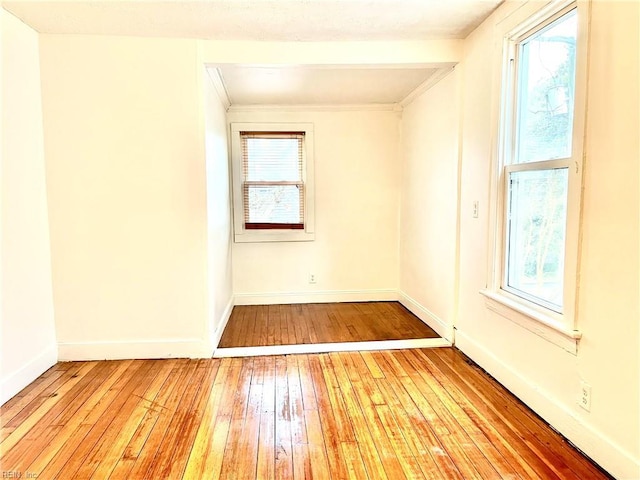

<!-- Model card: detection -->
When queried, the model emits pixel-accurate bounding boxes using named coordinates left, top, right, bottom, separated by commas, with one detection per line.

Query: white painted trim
left=485, top=0, right=589, bottom=337
left=214, top=337, right=451, bottom=358
left=1, top=344, right=58, bottom=405
left=400, top=66, right=456, bottom=107
left=205, top=67, right=232, bottom=110
left=480, top=289, right=581, bottom=354
left=227, top=104, right=399, bottom=113
left=211, top=296, right=235, bottom=352
left=57, top=339, right=212, bottom=361
left=230, top=122, right=316, bottom=243
left=234, top=230, right=316, bottom=243
left=455, top=330, right=639, bottom=480
left=398, top=291, right=454, bottom=342
left=234, top=289, right=399, bottom=306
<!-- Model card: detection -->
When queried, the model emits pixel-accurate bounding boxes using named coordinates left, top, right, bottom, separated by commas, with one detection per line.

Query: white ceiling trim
left=205, top=67, right=232, bottom=110
left=400, top=66, right=457, bottom=108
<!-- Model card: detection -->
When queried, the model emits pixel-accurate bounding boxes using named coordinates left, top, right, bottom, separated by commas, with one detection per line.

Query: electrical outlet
left=579, top=381, right=592, bottom=411
left=309, top=273, right=317, bottom=284
left=472, top=201, right=479, bottom=218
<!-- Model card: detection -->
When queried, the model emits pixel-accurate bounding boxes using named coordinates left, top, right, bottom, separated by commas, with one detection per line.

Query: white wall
left=1, top=10, right=57, bottom=404
left=203, top=70, right=234, bottom=347
left=9, top=12, right=638, bottom=478
left=399, top=71, right=460, bottom=340
left=228, top=108, right=400, bottom=304
left=39, top=35, right=212, bottom=359
left=455, top=1, right=640, bottom=478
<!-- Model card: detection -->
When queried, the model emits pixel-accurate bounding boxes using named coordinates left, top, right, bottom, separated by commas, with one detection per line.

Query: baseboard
left=455, top=330, right=640, bottom=480
left=211, top=296, right=235, bottom=352
left=1, top=344, right=58, bottom=405
left=233, top=289, right=398, bottom=306
left=398, top=291, right=454, bottom=342
left=57, top=338, right=212, bottom=361
left=214, top=337, right=451, bottom=358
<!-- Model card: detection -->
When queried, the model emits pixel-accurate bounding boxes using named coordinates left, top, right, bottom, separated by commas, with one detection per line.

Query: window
left=483, top=1, right=588, bottom=349
left=241, top=132, right=305, bottom=230
left=231, top=123, right=315, bottom=242
left=505, top=8, right=577, bottom=313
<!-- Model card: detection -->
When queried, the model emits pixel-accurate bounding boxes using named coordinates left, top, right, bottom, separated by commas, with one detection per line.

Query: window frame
left=482, top=0, right=590, bottom=353
left=230, top=122, right=315, bottom=243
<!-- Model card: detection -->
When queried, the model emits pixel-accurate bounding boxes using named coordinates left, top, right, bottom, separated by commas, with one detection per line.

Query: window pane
left=246, top=185, right=303, bottom=224
left=515, top=10, right=577, bottom=163
left=245, top=138, right=302, bottom=181
left=506, top=168, right=568, bottom=310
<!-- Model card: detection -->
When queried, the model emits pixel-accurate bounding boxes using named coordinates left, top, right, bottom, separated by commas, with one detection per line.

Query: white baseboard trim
left=398, top=291, right=454, bottom=342
left=211, top=296, right=235, bottom=353
left=58, top=338, right=212, bottom=361
left=455, top=330, right=640, bottom=480
left=1, top=344, right=58, bottom=405
left=234, top=289, right=398, bottom=306
left=213, top=337, right=451, bottom=358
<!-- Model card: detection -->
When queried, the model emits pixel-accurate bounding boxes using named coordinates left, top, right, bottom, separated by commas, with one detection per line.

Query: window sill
left=479, top=289, right=581, bottom=354
left=234, top=230, right=315, bottom=243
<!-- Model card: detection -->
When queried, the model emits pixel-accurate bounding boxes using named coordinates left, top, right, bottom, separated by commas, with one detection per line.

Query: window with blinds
left=240, top=132, right=306, bottom=230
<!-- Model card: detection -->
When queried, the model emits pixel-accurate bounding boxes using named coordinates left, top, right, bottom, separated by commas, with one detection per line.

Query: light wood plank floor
left=219, top=302, right=439, bottom=348
left=0, top=348, right=610, bottom=479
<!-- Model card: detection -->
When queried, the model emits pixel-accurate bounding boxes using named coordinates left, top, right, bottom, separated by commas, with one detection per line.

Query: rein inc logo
left=2, top=472, right=38, bottom=478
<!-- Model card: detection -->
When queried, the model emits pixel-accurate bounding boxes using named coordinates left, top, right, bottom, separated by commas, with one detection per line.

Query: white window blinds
left=240, top=132, right=305, bottom=229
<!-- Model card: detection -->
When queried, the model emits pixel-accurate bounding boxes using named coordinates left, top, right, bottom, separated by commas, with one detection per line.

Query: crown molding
left=205, top=67, right=232, bottom=110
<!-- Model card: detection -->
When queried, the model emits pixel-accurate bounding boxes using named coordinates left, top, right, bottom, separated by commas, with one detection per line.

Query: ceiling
left=3, top=0, right=502, bottom=106
left=3, top=1, right=503, bottom=41
left=216, top=65, right=440, bottom=106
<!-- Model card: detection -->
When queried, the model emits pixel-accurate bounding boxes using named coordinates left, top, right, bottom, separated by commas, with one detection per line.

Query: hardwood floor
left=219, top=302, right=439, bottom=348
left=0, top=349, right=610, bottom=479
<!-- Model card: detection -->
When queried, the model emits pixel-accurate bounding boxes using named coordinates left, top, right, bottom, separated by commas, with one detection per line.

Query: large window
left=484, top=1, right=587, bottom=347
left=231, top=123, right=315, bottom=242
left=504, top=8, right=577, bottom=312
